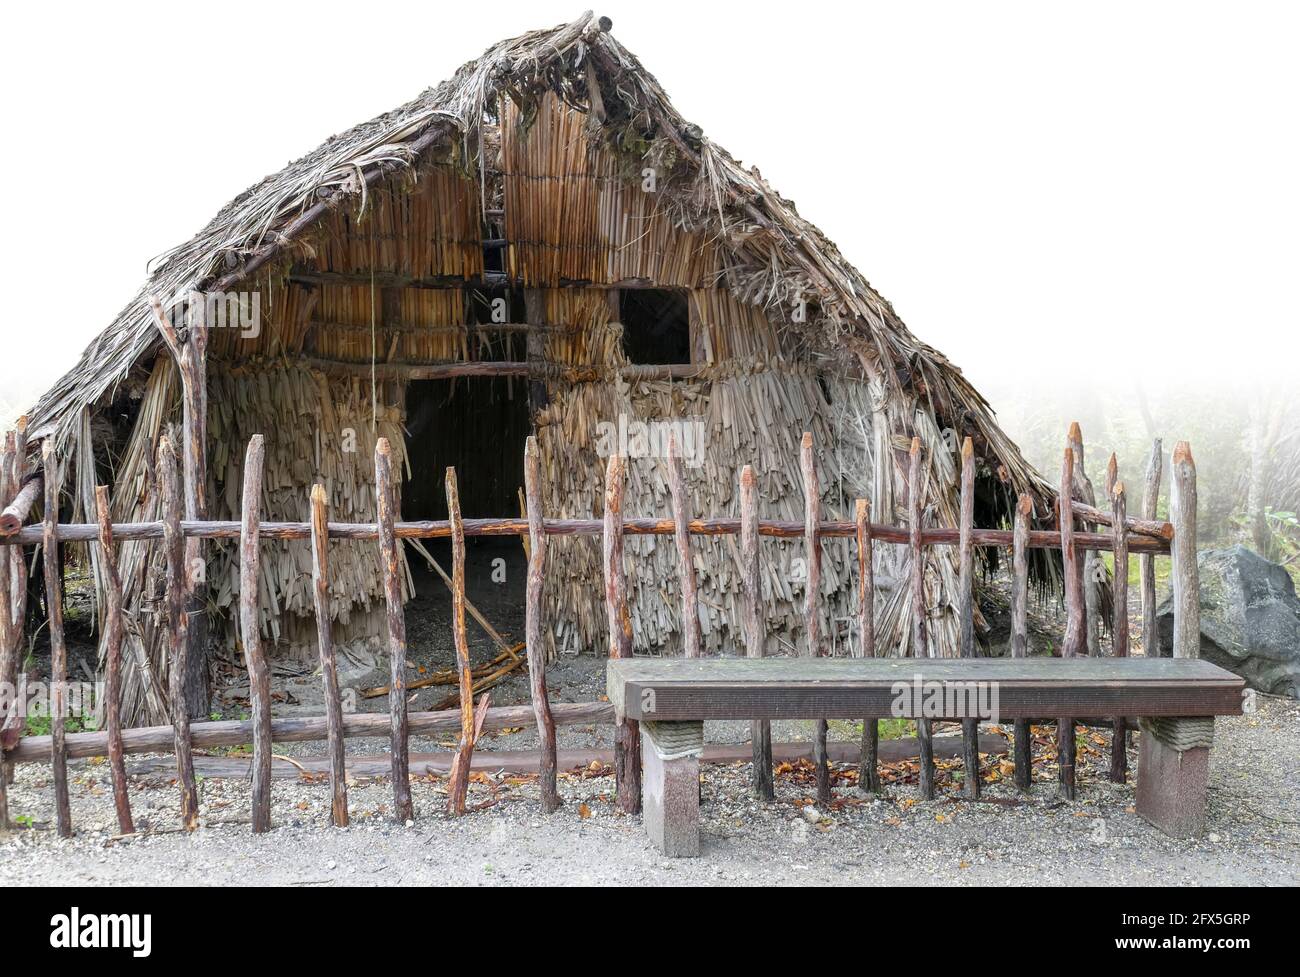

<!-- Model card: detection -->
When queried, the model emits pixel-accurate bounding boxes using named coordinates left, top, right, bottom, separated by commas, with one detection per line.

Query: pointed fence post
left=800, top=433, right=831, bottom=807
left=603, top=454, right=640, bottom=814
left=94, top=486, right=133, bottom=835
left=41, top=441, right=72, bottom=837
left=1109, top=482, right=1130, bottom=783
left=523, top=438, right=560, bottom=812
left=1141, top=440, right=1164, bottom=656
left=446, top=466, right=477, bottom=816
left=0, top=432, right=14, bottom=829
left=740, top=465, right=773, bottom=801
left=1068, top=422, right=1102, bottom=657
left=159, top=438, right=199, bottom=830
left=957, top=437, right=980, bottom=800
left=309, top=484, right=348, bottom=827
left=1058, top=444, right=1083, bottom=800
left=666, top=433, right=701, bottom=659
left=908, top=437, right=934, bottom=799
left=238, top=436, right=272, bottom=833
left=1170, top=443, right=1199, bottom=659
left=1010, top=494, right=1032, bottom=791
left=855, top=498, right=880, bottom=794
left=375, top=438, right=414, bottom=822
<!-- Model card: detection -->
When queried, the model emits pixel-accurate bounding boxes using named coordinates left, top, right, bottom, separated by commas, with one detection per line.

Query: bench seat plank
left=607, top=658, right=1244, bottom=722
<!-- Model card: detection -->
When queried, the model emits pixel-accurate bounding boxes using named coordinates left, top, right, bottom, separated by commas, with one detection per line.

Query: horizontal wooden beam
left=0, top=515, right=1173, bottom=553
left=0, top=474, right=41, bottom=536
left=1070, top=499, right=1172, bottom=540
left=293, top=357, right=708, bottom=382
left=288, top=269, right=696, bottom=291
left=7, top=700, right=612, bottom=764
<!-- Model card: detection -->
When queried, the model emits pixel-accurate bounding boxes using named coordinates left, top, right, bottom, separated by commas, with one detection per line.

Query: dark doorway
left=403, top=377, right=530, bottom=519
left=620, top=288, right=690, bottom=364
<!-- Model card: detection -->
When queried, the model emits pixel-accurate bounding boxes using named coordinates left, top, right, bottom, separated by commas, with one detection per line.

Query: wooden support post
left=94, top=486, right=133, bottom=835
left=446, top=467, right=477, bottom=816
left=158, top=438, right=199, bottom=830
left=1110, top=482, right=1130, bottom=783
left=1141, top=440, right=1164, bottom=656
left=1068, top=422, right=1102, bottom=658
left=0, top=433, right=14, bottom=828
left=238, top=436, right=271, bottom=833
left=375, top=438, right=414, bottom=822
left=603, top=454, right=640, bottom=814
left=149, top=295, right=211, bottom=719
left=800, top=433, right=831, bottom=807
left=740, top=465, right=773, bottom=801
left=908, top=437, right=934, bottom=799
left=1011, top=494, right=1032, bottom=791
left=524, top=289, right=550, bottom=418
left=855, top=498, right=880, bottom=794
left=523, top=438, right=559, bottom=812
left=1170, top=442, right=1199, bottom=659
left=666, top=433, right=701, bottom=658
left=957, top=437, right=980, bottom=800
left=1058, top=445, right=1082, bottom=800
left=42, top=441, right=72, bottom=837
left=309, top=484, right=348, bottom=827
left=2, top=421, right=30, bottom=795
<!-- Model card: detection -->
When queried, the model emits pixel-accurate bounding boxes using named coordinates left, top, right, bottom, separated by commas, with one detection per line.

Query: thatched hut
left=25, top=13, right=1052, bottom=725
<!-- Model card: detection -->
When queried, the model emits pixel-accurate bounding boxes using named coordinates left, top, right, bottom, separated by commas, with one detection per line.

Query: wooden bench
left=607, top=657, right=1245, bottom=856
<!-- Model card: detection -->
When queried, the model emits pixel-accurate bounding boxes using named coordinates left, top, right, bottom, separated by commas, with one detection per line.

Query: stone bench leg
left=1136, top=716, right=1214, bottom=839
left=641, top=720, right=704, bottom=857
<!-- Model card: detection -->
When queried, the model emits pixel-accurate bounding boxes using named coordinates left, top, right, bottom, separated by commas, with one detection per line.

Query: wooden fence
left=0, top=421, right=1196, bottom=838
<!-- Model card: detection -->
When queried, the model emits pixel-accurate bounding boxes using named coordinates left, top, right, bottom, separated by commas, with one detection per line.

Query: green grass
left=833, top=718, right=916, bottom=740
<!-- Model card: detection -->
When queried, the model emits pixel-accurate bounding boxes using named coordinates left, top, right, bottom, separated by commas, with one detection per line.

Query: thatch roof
left=29, top=11, right=1051, bottom=516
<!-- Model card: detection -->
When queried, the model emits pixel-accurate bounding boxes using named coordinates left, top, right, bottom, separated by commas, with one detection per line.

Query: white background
left=2, top=0, right=1295, bottom=420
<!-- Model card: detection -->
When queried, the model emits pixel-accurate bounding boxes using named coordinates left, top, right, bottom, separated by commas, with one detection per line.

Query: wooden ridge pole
left=740, top=465, right=772, bottom=801
left=446, top=466, right=477, bottom=816
left=94, top=486, right=133, bottom=835
left=666, top=433, right=701, bottom=659
left=957, top=437, right=980, bottom=800
left=309, top=484, right=348, bottom=827
left=42, top=441, right=73, bottom=836
left=375, top=438, right=413, bottom=822
left=1170, top=442, right=1199, bottom=659
left=855, top=497, right=880, bottom=794
left=1058, top=444, right=1082, bottom=801
left=603, top=454, right=640, bottom=814
left=239, top=436, right=271, bottom=833
left=1010, top=494, right=1032, bottom=791
left=159, top=438, right=199, bottom=830
left=908, top=437, right=934, bottom=799
left=523, top=438, right=559, bottom=812
left=801, top=433, right=831, bottom=807
left=1109, top=481, right=1130, bottom=783
left=1141, top=440, right=1164, bottom=656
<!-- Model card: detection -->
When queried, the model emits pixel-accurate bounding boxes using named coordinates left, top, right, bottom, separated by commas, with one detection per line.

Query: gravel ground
left=2, top=680, right=1296, bottom=886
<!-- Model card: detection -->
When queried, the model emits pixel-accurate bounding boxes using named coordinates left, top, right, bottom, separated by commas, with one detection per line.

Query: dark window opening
left=620, top=289, right=690, bottom=364
left=464, top=286, right=525, bottom=362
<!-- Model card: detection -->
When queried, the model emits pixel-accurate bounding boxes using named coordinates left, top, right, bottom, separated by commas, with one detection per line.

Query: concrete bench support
left=640, top=720, right=703, bottom=857
left=1136, top=716, right=1214, bottom=839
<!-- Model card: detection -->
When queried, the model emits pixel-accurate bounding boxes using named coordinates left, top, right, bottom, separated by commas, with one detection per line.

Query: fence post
left=1170, top=442, right=1199, bottom=658
left=94, top=486, right=133, bottom=835
left=855, top=498, right=880, bottom=794
left=40, top=441, right=72, bottom=837
left=1068, top=422, right=1102, bottom=657
left=907, top=437, right=934, bottom=799
left=957, top=437, right=980, bottom=800
left=523, top=438, right=560, bottom=813
left=446, top=466, right=477, bottom=816
left=1010, top=493, right=1032, bottom=791
left=1058, top=444, right=1082, bottom=801
left=375, top=438, right=414, bottom=822
left=800, top=433, right=831, bottom=807
left=667, top=433, right=701, bottom=659
left=1141, top=440, right=1164, bottom=656
left=0, top=432, right=14, bottom=829
left=1110, top=482, right=1130, bottom=783
left=740, top=465, right=773, bottom=801
left=309, top=484, right=348, bottom=827
left=238, top=436, right=272, bottom=833
left=603, top=454, right=640, bottom=814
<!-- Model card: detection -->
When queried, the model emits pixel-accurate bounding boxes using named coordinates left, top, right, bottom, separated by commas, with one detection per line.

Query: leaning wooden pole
left=375, top=438, right=413, bottom=822
left=523, top=437, right=559, bottom=812
left=800, top=433, right=831, bottom=807
left=1141, top=440, right=1164, bottom=656
left=94, top=486, right=133, bottom=835
left=1058, top=445, right=1082, bottom=801
left=855, top=498, right=880, bottom=794
left=1170, top=442, right=1199, bottom=659
left=957, top=437, right=980, bottom=800
left=907, top=437, right=934, bottom=799
left=309, top=484, right=348, bottom=827
left=40, top=441, right=72, bottom=837
left=446, top=466, right=477, bottom=816
left=740, top=465, right=772, bottom=801
left=159, top=438, right=199, bottom=830
left=1109, top=482, right=1130, bottom=783
left=1010, top=494, right=1032, bottom=791
left=666, top=433, right=701, bottom=659
left=603, top=454, right=640, bottom=814
left=238, top=436, right=272, bottom=832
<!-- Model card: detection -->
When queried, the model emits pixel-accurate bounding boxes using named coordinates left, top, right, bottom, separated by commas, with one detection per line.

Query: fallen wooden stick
left=360, top=643, right=524, bottom=699
left=431, top=655, right=526, bottom=712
